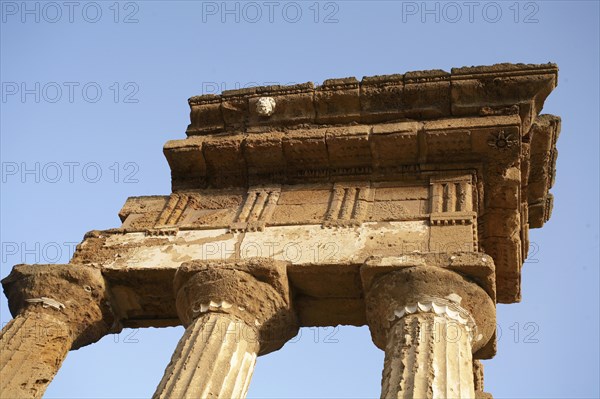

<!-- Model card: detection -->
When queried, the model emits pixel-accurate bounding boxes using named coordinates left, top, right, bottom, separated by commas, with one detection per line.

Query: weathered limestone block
left=370, top=121, right=420, bottom=166
left=163, top=137, right=207, bottom=191
left=450, top=63, right=558, bottom=132
left=473, top=359, right=493, bottom=399
left=221, top=87, right=255, bottom=131
left=187, top=94, right=224, bottom=134
left=325, top=126, right=372, bottom=174
left=365, top=266, right=496, bottom=399
left=360, top=74, right=405, bottom=123
left=248, top=83, right=315, bottom=127
left=244, top=133, right=286, bottom=182
left=230, top=186, right=281, bottom=232
left=282, top=127, right=329, bottom=180
left=184, top=63, right=557, bottom=136
left=153, top=258, right=298, bottom=399
left=0, top=264, right=117, bottom=399
left=527, top=115, right=560, bottom=228
left=403, top=69, right=451, bottom=119
left=203, top=135, right=248, bottom=187
left=315, top=77, right=360, bottom=124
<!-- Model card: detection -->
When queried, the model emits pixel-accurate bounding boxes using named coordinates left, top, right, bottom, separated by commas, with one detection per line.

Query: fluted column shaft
left=0, top=311, right=72, bottom=398
left=364, top=265, right=496, bottom=399
left=381, top=312, right=475, bottom=399
left=154, top=313, right=258, bottom=399
left=154, top=259, right=298, bottom=399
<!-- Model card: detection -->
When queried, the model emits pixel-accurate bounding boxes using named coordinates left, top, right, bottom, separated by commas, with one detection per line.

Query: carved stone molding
left=230, top=186, right=281, bottom=232
left=173, top=258, right=298, bottom=354
left=185, top=63, right=557, bottom=135
left=153, top=258, right=299, bottom=399
left=364, top=265, right=496, bottom=354
left=2, top=264, right=118, bottom=348
left=364, top=265, right=496, bottom=399
left=323, top=182, right=372, bottom=228
left=390, top=298, right=479, bottom=342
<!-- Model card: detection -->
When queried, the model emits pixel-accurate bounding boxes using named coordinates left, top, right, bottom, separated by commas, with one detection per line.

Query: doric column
left=0, top=264, right=117, bottom=399
left=365, top=265, right=496, bottom=399
left=153, top=259, right=298, bottom=399
left=153, top=312, right=259, bottom=399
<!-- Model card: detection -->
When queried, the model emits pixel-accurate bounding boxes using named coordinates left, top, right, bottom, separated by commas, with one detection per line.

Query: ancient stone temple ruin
left=0, top=63, right=561, bottom=398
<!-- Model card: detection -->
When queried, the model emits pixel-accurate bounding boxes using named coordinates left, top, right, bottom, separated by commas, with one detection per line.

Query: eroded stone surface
left=0, top=312, right=71, bottom=399
left=153, top=313, right=259, bottom=399
left=381, top=313, right=475, bottom=399
left=1, top=63, right=562, bottom=398
left=173, top=258, right=298, bottom=354
left=0, top=264, right=117, bottom=398
left=365, top=266, right=496, bottom=398
left=1, top=264, right=117, bottom=349
left=186, top=63, right=557, bottom=135
left=153, top=259, right=297, bottom=398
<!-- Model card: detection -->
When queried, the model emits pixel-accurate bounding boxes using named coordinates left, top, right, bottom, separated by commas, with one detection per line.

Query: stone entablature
left=1, top=63, right=561, bottom=399
left=163, top=64, right=561, bottom=303
left=64, top=252, right=497, bottom=358
left=119, top=179, right=470, bottom=231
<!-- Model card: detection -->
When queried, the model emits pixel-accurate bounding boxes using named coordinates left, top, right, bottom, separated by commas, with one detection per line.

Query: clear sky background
left=1, top=1, right=598, bottom=398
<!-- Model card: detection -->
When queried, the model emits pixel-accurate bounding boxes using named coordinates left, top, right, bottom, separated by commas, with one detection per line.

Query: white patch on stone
left=392, top=298, right=479, bottom=343
left=417, top=302, right=432, bottom=312
left=242, top=224, right=373, bottom=264
left=103, top=221, right=429, bottom=268
left=25, top=297, right=65, bottom=310
left=256, top=97, right=276, bottom=116
left=445, top=293, right=463, bottom=304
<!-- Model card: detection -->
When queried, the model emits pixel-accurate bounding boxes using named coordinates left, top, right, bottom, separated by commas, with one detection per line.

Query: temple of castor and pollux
left=0, top=62, right=561, bottom=399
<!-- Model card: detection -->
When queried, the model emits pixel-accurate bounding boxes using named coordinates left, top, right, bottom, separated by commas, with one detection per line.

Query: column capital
left=173, top=258, right=298, bottom=355
left=1, top=264, right=118, bottom=349
left=364, top=265, right=496, bottom=354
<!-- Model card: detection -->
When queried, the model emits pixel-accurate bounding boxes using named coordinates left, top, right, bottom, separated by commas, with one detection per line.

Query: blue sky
left=1, top=1, right=598, bottom=398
